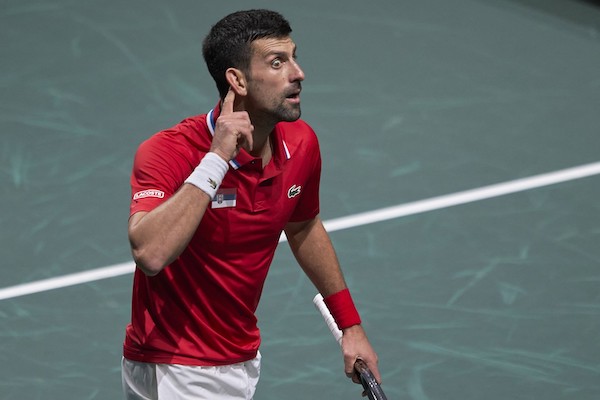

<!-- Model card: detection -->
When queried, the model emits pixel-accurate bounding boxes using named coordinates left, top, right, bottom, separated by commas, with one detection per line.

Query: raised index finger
left=221, top=88, right=235, bottom=115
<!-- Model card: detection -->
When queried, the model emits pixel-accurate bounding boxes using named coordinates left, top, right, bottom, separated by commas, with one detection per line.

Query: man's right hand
left=210, top=88, right=254, bottom=161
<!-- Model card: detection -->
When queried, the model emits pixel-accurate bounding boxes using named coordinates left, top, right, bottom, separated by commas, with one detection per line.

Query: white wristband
left=184, top=152, right=229, bottom=199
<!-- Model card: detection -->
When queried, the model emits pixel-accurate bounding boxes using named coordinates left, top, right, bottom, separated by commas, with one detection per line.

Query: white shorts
left=121, top=353, right=261, bottom=400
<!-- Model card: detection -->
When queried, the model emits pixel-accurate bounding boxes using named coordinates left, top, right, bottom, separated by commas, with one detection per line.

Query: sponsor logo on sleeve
left=133, top=189, right=165, bottom=200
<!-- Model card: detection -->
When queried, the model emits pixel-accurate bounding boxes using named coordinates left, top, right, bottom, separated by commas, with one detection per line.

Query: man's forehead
left=251, top=37, right=296, bottom=55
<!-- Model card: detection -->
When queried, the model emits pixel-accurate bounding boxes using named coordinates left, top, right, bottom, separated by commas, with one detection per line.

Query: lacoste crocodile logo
left=207, top=178, right=218, bottom=190
left=287, top=184, right=301, bottom=198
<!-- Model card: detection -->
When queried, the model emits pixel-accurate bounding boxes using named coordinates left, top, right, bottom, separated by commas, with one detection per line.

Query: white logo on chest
left=287, top=184, right=302, bottom=198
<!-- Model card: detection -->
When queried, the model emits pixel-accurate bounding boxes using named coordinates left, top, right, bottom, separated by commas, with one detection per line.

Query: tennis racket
left=313, top=293, right=388, bottom=400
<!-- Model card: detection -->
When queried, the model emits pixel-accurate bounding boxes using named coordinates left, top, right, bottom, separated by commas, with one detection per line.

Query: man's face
left=244, top=36, right=305, bottom=124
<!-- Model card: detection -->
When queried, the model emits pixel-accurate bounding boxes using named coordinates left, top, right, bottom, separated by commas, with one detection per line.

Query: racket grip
left=314, top=293, right=387, bottom=400
left=313, top=293, right=343, bottom=345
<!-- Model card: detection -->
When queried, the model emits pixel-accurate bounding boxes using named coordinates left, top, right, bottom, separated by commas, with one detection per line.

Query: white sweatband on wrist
left=184, top=152, right=229, bottom=199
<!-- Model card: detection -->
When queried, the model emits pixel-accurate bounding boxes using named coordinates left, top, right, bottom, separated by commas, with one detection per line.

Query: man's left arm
left=284, top=216, right=382, bottom=384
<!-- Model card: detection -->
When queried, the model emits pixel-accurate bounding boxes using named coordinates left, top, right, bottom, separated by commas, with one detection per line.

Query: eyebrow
left=261, top=43, right=297, bottom=58
left=268, top=51, right=291, bottom=59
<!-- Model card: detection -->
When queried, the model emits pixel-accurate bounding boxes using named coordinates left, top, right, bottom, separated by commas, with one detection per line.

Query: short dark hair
left=202, top=9, right=292, bottom=99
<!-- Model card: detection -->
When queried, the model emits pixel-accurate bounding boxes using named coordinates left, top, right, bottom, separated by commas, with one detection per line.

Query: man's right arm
left=128, top=185, right=212, bottom=276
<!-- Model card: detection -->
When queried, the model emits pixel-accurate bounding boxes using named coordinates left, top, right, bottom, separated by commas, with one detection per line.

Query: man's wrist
left=323, top=288, right=362, bottom=330
left=184, top=152, right=229, bottom=199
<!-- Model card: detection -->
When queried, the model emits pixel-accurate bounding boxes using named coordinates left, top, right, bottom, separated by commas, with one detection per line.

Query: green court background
left=1, top=0, right=600, bottom=399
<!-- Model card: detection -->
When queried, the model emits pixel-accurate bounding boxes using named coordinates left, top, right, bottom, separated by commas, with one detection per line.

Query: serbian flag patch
left=212, top=188, right=237, bottom=209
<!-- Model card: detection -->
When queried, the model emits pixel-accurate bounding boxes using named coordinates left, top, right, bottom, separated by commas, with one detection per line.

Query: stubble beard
left=274, top=101, right=301, bottom=122
left=253, top=96, right=302, bottom=127
left=245, top=80, right=303, bottom=125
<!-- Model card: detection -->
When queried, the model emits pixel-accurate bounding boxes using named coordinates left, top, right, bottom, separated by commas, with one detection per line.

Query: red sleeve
left=288, top=126, right=322, bottom=222
left=129, top=133, right=197, bottom=216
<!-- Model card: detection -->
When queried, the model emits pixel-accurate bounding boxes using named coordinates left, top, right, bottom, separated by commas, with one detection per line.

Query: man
left=122, top=9, right=380, bottom=399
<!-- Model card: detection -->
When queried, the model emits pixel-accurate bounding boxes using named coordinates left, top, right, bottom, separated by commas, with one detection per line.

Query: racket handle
left=313, top=293, right=343, bottom=345
left=314, top=293, right=388, bottom=400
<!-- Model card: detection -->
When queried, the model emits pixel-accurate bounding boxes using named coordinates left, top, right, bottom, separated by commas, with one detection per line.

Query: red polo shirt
left=123, top=103, right=321, bottom=366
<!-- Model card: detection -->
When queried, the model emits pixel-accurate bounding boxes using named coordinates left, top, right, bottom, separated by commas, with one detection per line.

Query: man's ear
left=225, top=68, right=248, bottom=96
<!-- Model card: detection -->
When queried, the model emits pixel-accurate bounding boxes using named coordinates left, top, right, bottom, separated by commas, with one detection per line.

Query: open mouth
left=286, top=91, right=301, bottom=102
left=285, top=84, right=302, bottom=101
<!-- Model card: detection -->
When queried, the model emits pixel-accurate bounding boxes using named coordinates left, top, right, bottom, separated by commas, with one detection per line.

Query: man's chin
left=284, top=112, right=301, bottom=122
left=277, top=106, right=301, bottom=122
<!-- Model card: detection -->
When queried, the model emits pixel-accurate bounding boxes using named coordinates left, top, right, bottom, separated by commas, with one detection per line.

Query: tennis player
left=122, top=9, right=381, bottom=399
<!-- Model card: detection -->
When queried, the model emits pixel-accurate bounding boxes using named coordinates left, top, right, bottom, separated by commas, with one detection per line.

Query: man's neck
left=229, top=99, right=276, bottom=167
left=249, top=124, right=273, bottom=167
